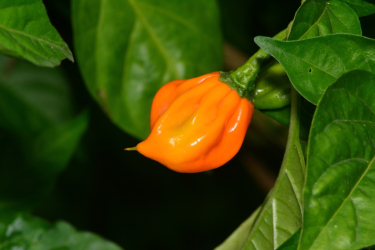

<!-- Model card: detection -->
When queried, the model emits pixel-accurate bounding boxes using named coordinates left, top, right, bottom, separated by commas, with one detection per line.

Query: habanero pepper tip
left=124, top=147, right=137, bottom=151
left=125, top=72, right=254, bottom=173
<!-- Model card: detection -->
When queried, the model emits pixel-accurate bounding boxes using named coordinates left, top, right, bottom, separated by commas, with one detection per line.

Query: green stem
left=220, top=29, right=286, bottom=100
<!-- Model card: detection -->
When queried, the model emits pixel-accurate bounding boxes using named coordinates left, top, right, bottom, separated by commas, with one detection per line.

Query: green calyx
left=219, top=29, right=286, bottom=101
left=219, top=71, right=251, bottom=99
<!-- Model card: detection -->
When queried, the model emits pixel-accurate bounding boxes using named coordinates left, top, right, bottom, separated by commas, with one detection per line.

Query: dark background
left=32, top=1, right=375, bottom=249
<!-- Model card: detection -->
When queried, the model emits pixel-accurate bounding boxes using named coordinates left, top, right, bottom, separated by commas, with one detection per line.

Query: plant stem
left=220, top=29, right=286, bottom=100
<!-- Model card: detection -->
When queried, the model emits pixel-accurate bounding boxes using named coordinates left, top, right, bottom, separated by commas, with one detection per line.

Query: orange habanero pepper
left=128, top=72, right=254, bottom=173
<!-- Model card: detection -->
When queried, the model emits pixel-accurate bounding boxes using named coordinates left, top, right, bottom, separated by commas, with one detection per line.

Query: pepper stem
left=220, top=29, right=286, bottom=100
left=124, top=146, right=137, bottom=151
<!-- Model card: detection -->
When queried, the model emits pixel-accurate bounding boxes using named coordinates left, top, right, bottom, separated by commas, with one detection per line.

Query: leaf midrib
left=327, top=5, right=351, bottom=32
left=279, top=45, right=339, bottom=79
left=0, top=23, right=67, bottom=54
left=296, top=1, right=328, bottom=40
left=128, top=0, right=179, bottom=79
left=285, top=170, right=303, bottom=215
left=137, top=1, right=218, bottom=49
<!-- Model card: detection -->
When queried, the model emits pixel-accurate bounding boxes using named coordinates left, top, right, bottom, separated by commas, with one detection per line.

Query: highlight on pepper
left=125, top=72, right=254, bottom=173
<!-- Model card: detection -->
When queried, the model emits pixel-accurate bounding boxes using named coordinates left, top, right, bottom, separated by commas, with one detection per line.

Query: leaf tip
left=254, top=36, right=273, bottom=47
left=64, top=49, right=75, bottom=63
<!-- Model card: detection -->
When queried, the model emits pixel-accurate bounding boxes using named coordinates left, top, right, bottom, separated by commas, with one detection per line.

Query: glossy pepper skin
left=136, top=72, right=254, bottom=173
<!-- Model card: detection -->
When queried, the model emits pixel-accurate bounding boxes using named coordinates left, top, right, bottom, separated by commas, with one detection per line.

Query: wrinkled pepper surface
left=132, top=72, right=254, bottom=173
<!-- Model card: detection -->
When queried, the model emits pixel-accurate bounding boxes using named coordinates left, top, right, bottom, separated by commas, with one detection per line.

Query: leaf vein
left=309, top=157, right=375, bottom=249
left=136, top=1, right=218, bottom=48
left=299, top=2, right=327, bottom=40
left=6, top=29, right=52, bottom=62
left=321, top=119, right=375, bottom=136
left=282, top=49, right=338, bottom=78
left=0, top=24, right=67, bottom=53
left=128, top=0, right=179, bottom=79
left=327, top=6, right=350, bottom=31
left=285, top=170, right=303, bottom=215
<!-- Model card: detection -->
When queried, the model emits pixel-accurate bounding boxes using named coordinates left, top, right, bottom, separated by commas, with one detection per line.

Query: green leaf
left=0, top=0, right=73, bottom=67
left=0, top=112, right=88, bottom=213
left=215, top=207, right=260, bottom=250
left=0, top=214, right=122, bottom=249
left=256, top=0, right=360, bottom=124
left=0, top=55, right=75, bottom=134
left=276, top=229, right=301, bottom=250
left=72, top=0, right=223, bottom=139
left=341, top=0, right=375, bottom=16
left=0, top=54, right=87, bottom=213
left=31, top=111, right=88, bottom=174
left=288, top=0, right=361, bottom=41
left=254, top=34, right=375, bottom=104
left=0, top=54, right=88, bottom=212
left=300, top=70, right=375, bottom=250
left=241, top=89, right=305, bottom=249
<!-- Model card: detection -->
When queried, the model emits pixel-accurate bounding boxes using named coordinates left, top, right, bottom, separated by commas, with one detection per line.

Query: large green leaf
left=0, top=214, right=122, bottom=249
left=254, top=34, right=375, bottom=104
left=238, top=89, right=305, bottom=250
left=0, top=112, right=88, bottom=213
left=0, top=56, right=75, bottom=134
left=0, top=0, right=73, bottom=67
left=72, top=0, right=223, bottom=139
left=0, top=55, right=88, bottom=213
left=288, top=0, right=361, bottom=41
left=341, top=0, right=375, bottom=16
left=300, top=70, right=375, bottom=250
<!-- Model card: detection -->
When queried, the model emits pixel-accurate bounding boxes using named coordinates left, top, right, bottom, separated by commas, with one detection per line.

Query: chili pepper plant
left=1, top=0, right=375, bottom=249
